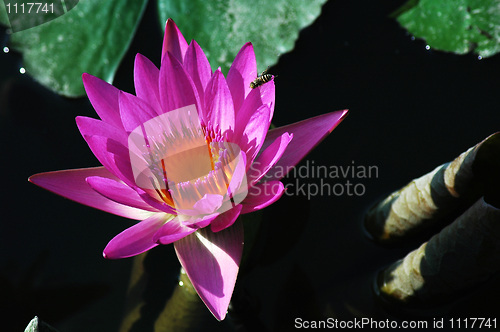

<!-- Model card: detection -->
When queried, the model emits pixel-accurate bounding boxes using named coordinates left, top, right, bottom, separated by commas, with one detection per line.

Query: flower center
left=128, top=106, right=243, bottom=213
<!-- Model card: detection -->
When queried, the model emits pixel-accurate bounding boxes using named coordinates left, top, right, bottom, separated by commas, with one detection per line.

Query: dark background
left=1, top=0, right=500, bottom=331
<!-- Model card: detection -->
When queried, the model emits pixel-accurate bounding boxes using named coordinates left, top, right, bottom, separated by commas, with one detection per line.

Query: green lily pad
left=0, top=2, right=9, bottom=26
left=158, top=0, right=327, bottom=73
left=1, top=0, right=147, bottom=97
left=393, top=0, right=500, bottom=58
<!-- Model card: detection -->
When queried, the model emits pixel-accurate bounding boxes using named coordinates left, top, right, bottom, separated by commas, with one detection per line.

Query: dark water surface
left=2, top=0, right=500, bottom=331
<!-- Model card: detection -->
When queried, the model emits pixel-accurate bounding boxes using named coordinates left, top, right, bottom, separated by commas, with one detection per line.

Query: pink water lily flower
left=29, top=19, right=347, bottom=320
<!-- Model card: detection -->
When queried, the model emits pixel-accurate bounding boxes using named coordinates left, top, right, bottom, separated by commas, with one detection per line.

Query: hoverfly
left=250, top=67, right=275, bottom=89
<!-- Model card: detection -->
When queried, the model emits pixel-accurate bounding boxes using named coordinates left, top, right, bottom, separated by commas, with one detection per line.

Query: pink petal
left=153, top=217, right=197, bottom=244
left=81, top=134, right=136, bottom=188
left=76, top=115, right=130, bottom=173
left=227, top=150, right=247, bottom=199
left=226, top=42, right=257, bottom=115
left=86, top=176, right=159, bottom=212
left=262, top=110, right=348, bottom=182
left=134, top=53, right=161, bottom=114
left=182, top=213, right=220, bottom=229
left=210, top=204, right=242, bottom=232
left=76, top=116, right=128, bottom=147
left=260, top=81, right=275, bottom=122
left=153, top=212, right=222, bottom=244
left=162, top=18, right=188, bottom=65
left=174, top=219, right=244, bottom=320
left=184, top=40, right=212, bottom=112
left=193, top=194, right=224, bottom=214
left=241, top=181, right=284, bottom=214
left=239, top=104, right=271, bottom=164
left=204, top=69, right=235, bottom=135
left=103, top=212, right=170, bottom=259
left=159, top=52, right=201, bottom=114
left=82, top=73, right=124, bottom=131
left=134, top=188, right=178, bottom=215
left=232, top=83, right=274, bottom=142
left=119, top=91, right=158, bottom=133
left=247, top=132, right=293, bottom=186
left=29, top=167, right=154, bottom=220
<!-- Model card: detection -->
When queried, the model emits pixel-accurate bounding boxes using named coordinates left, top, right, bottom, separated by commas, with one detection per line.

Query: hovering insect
left=249, top=67, right=275, bottom=89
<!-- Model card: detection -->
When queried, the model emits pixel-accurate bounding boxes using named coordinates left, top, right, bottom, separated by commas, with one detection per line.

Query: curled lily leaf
left=365, top=132, right=500, bottom=243
left=376, top=197, right=500, bottom=309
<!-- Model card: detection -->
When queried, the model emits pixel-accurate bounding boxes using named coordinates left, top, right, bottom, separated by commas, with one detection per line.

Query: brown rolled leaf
left=365, top=132, right=500, bottom=243
left=376, top=197, right=500, bottom=308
